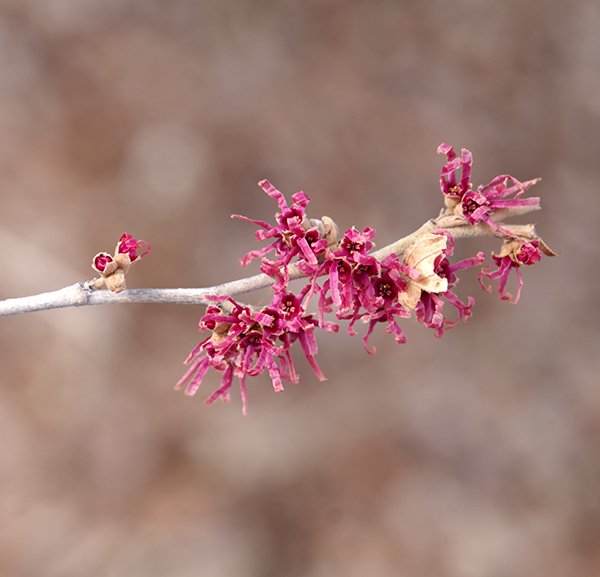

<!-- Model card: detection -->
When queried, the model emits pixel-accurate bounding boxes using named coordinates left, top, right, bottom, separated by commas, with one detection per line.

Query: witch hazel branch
left=0, top=144, right=554, bottom=413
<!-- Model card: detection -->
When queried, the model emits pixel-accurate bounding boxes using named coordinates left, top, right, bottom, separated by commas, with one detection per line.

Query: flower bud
left=90, top=233, right=150, bottom=293
left=92, top=252, right=115, bottom=274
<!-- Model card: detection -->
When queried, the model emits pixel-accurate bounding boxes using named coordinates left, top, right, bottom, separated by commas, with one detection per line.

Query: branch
left=0, top=208, right=539, bottom=317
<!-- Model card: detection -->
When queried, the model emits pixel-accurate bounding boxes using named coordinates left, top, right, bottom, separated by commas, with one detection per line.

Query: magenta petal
left=362, top=320, right=378, bottom=355
left=511, top=268, right=524, bottom=304
left=239, top=375, right=249, bottom=416
left=387, top=318, right=407, bottom=345
left=182, top=340, right=207, bottom=365
left=459, top=148, right=473, bottom=189
left=296, top=236, right=318, bottom=265
left=231, top=213, right=272, bottom=229
left=266, top=356, right=285, bottom=392
left=329, top=263, right=342, bottom=305
left=437, top=142, right=456, bottom=157
left=240, top=242, right=278, bottom=267
left=184, top=359, right=212, bottom=396
left=297, top=331, right=326, bottom=381
left=204, top=365, right=234, bottom=405
left=175, top=356, right=205, bottom=391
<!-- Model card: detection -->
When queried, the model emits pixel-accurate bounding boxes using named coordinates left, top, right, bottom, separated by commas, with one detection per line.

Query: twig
left=0, top=209, right=539, bottom=317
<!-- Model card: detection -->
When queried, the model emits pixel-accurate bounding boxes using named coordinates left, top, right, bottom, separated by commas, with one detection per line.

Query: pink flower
left=414, top=232, right=485, bottom=337
left=232, top=180, right=329, bottom=288
left=176, top=300, right=280, bottom=415
left=438, top=143, right=541, bottom=235
left=262, top=290, right=336, bottom=380
left=315, top=227, right=377, bottom=320
left=337, top=226, right=375, bottom=258
left=92, top=252, right=114, bottom=273
left=316, top=240, right=414, bottom=353
left=116, top=233, right=151, bottom=262
left=357, top=258, right=412, bottom=353
left=438, top=143, right=473, bottom=205
left=478, top=239, right=544, bottom=303
left=515, top=241, right=543, bottom=265
left=460, top=177, right=541, bottom=235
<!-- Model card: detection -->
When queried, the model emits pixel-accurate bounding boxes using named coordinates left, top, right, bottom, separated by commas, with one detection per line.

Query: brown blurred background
left=1, top=1, right=599, bottom=576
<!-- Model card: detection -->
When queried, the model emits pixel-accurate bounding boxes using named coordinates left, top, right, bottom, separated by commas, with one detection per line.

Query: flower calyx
left=397, top=233, right=449, bottom=310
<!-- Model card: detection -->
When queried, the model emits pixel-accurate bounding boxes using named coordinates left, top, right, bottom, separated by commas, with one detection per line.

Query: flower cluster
left=91, top=233, right=150, bottom=292
left=178, top=145, right=553, bottom=412
left=175, top=292, right=332, bottom=415
left=437, top=143, right=555, bottom=303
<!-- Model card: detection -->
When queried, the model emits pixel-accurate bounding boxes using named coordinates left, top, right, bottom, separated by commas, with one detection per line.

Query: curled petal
left=204, top=364, right=235, bottom=405
left=117, top=233, right=151, bottom=262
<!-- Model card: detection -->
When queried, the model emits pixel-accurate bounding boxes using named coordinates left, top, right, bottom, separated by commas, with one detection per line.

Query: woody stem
left=0, top=207, right=539, bottom=317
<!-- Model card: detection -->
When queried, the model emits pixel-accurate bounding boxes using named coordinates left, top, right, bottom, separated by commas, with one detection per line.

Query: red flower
left=460, top=177, right=540, bottom=236
left=438, top=143, right=473, bottom=205
left=232, top=180, right=329, bottom=288
left=116, top=233, right=151, bottom=262
left=479, top=239, right=545, bottom=303
left=439, top=143, right=541, bottom=236
left=414, top=232, right=485, bottom=338
left=92, top=252, right=114, bottom=273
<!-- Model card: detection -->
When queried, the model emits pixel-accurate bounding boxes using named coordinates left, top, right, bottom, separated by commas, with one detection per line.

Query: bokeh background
left=1, top=1, right=599, bottom=576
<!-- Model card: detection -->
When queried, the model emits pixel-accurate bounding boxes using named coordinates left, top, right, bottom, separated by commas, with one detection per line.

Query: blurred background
left=0, top=1, right=599, bottom=576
